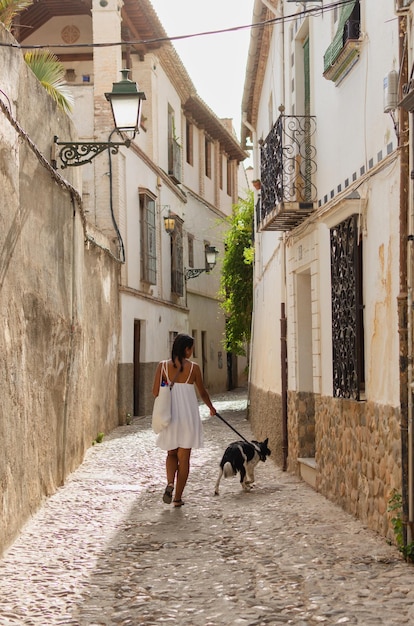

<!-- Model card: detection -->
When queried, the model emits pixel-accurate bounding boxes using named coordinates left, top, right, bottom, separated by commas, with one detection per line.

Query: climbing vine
left=387, top=489, right=414, bottom=562
left=219, top=191, right=254, bottom=356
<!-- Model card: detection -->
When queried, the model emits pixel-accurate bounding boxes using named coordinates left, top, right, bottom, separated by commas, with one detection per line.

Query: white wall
left=250, top=0, right=401, bottom=407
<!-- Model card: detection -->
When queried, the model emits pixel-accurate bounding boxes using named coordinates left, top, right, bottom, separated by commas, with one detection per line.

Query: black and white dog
left=214, top=438, right=271, bottom=495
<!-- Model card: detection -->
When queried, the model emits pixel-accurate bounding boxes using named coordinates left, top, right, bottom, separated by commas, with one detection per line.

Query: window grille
left=171, top=220, right=184, bottom=296
left=330, top=214, right=365, bottom=399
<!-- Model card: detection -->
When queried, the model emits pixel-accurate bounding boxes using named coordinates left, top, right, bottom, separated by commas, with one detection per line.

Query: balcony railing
left=259, top=113, right=317, bottom=231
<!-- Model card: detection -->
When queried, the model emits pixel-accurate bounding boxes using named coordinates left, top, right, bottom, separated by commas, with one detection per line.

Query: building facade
left=242, top=0, right=411, bottom=542
left=16, top=0, right=246, bottom=419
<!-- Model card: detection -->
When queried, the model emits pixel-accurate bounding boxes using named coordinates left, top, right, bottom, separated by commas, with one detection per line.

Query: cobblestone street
left=0, top=388, right=413, bottom=625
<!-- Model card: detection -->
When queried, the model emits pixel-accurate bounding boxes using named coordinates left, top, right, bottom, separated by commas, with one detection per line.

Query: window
left=139, top=191, right=156, bottom=284
left=169, top=331, right=178, bottom=354
left=205, top=136, right=212, bottom=178
left=186, top=119, right=193, bottom=165
left=219, top=153, right=223, bottom=190
left=168, top=105, right=182, bottom=183
left=323, top=0, right=361, bottom=83
left=226, top=159, right=232, bottom=196
left=188, top=234, right=194, bottom=268
left=171, top=218, right=184, bottom=296
left=203, top=242, right=210, bottom=272
left=192, top=330, right=197, bottom=357
left=330, top=214, right=365, bottom=399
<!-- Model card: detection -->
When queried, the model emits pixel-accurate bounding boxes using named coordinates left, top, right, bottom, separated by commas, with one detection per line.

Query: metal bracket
left=53, top=135, right=131, bottom=168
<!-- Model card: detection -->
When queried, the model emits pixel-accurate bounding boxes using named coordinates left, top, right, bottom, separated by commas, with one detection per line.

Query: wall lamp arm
left=52, top=135, right=131, bottom=169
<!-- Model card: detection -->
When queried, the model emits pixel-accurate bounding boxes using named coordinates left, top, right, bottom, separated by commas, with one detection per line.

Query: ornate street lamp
left=52, top=69, right=146, bottom=168
left=185, top=245, right=219, bottom=280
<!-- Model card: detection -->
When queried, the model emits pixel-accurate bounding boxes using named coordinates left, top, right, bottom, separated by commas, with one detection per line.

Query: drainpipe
left=398, top=12, right=410, bottom=550
left=281, top=301, right=288, bottom=470
left=406, top=13, right=414, bottom=551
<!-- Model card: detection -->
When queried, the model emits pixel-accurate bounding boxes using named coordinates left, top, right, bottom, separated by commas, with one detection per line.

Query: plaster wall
left=308, top=3, right=397, bottom=204
left=0, top=28, right=120, bottom=555
left=250, top=238, right=284, bottom=394
left=247, top=1, right=402, bottom=538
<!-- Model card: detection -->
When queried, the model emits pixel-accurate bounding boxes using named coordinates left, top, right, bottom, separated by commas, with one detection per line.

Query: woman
left=152, top=333, right=216, bottom=507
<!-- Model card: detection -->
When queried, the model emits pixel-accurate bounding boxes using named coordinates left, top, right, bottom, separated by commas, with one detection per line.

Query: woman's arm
left=193, top=363, right=216, bottom=415
left=152, top=362, right=162, bottom=397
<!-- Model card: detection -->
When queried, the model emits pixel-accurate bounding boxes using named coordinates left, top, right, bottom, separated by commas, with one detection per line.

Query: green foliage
left=0, top=0, right=33, bottom=30
left=92, top=432, right=105, bottom=445
left=1, top=3, right=74, bottom=115
left=219, top=191, right=254, bottom=356
left=24, top=50, right=74, bottom=114
left=387, top=489, right=414, bottom=561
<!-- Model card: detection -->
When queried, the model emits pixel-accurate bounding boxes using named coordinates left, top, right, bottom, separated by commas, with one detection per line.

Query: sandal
left=173, top=499, right=184, bottom=507
left=162, top=483, right=174, bottom=504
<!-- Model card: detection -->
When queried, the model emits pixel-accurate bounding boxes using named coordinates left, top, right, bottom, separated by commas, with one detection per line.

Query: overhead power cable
left=0, top=1, right=355, bottom=50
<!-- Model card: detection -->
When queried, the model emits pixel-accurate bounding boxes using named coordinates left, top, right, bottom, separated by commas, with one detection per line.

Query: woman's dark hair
left=172, top=333, right=194, bottom=371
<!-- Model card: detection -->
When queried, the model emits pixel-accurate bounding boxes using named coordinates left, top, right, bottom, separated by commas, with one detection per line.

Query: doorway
left=133, top=320, right=141, bottom=416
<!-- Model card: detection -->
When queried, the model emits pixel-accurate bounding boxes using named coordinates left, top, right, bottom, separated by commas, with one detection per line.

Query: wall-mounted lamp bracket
left=185, top=268, right=211, bottom=280
left=185, top=246, right=219, bottom=280
left=52, top=135, right=131, bottom=168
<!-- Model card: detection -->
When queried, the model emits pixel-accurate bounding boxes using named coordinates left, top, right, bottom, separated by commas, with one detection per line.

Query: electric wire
left=0, top=1, right=356, bottom=50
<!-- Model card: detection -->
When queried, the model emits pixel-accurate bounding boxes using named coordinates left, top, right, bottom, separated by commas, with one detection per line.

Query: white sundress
left=156, top=361, right=204, bottom=451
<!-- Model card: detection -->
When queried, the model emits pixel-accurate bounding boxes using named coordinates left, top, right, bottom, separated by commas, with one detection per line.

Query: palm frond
left=24, top=50, right=74, bottom=114
left=0, top=0, right=33, bottom=30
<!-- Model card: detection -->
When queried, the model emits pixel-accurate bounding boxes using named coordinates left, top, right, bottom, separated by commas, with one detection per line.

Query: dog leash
left=214, top=412, right=251, bottom=445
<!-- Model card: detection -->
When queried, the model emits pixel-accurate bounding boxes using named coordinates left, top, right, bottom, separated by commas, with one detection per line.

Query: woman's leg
left=166, top=449, right=178, bottom=485
left=162, top=449, right=178, bottom=504
left=174, top=447, right=192, bottom=503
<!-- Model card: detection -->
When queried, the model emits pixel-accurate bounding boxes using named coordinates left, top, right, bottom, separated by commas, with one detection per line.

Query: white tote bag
left=152, top=362, right=172, bottom=434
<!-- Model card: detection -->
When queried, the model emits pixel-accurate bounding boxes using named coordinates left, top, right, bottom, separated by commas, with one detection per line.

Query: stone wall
left=287, top=391, right=316, bottom=474
left=0, top=28, right=120, bottom=555
left=248, top=384, right=284, bottom=467
left=249, top=380, right=401, bottom=541
left=315, top=396, right=401, bottom=540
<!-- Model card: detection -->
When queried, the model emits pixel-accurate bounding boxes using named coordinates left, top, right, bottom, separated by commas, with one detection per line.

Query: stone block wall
left=287, top=391, right=316, bottom=474
left=249, top=376, right=401, bottom=541
left=248, top=384, right=284, bottom=467
left=0, top=28, right=120, bottom=555
left=315, top=396, right=401, bottom=540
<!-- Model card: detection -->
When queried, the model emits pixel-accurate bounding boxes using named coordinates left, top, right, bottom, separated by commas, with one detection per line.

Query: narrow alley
left=0, top=388, right=413, bottom=626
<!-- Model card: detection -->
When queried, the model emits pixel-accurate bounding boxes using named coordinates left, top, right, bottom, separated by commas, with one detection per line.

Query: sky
left=149, top=0, right=255, bottom=140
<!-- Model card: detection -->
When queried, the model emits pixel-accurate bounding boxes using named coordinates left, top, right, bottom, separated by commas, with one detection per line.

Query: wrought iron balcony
left=259, top=113, right=317, bottom=231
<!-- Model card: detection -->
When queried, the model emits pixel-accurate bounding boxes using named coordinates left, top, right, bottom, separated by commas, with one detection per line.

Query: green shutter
left=323, top=0, right=357, bottom=72
left=303, top=37, right=310, bottom=116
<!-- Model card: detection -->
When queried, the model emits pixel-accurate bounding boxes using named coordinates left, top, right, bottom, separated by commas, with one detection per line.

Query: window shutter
left=323, top=0, right=357, bottom=72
